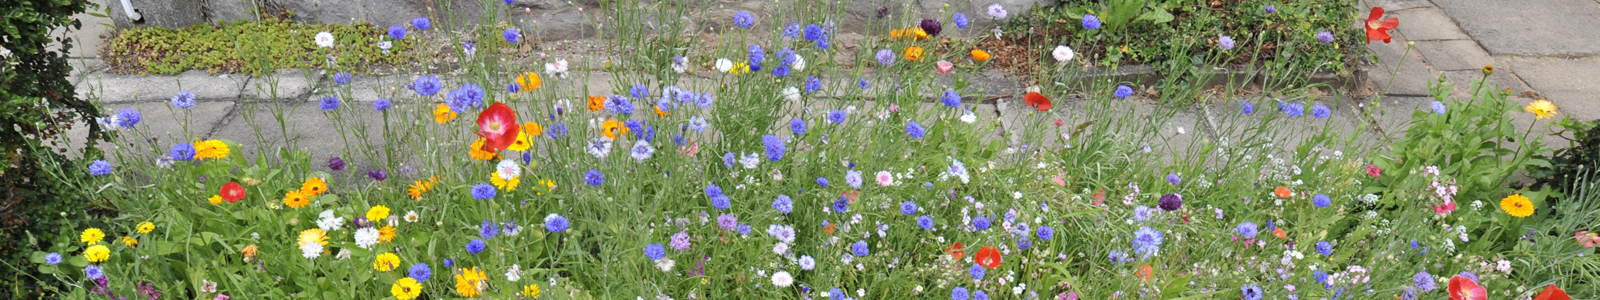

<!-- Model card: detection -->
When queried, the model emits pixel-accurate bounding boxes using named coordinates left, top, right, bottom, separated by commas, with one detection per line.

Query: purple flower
left=373, top=98, right=391, bottom=111
left=851, top=240, right=870, bottom=256
left=1280, top=101, right=1305, bottom=117
left=953, top=286, right=971, bottom=300
left=1157, top=193, right=1182, bottom=211
left=845, top=170, right=863, bottom=189
left=972, top=216, right=991, bottom=231
left=1264, top=5, right=1276, bottom=13
left=804, top=24, right=824, bottom=41
left=1240, top=100, right=1255, bottom=114
left=781, top=22, right=801, bottom=39
left=503, top=28, right=520, bottom=43
left=969, top=263, right=985, bottom=280
left=388, top=25, right=406, bottom=40
left=1311, top=104, right=1331, bottom=118
left=1082, top=14, right=1101, bottom=29
left=1237, top=221, right=1259, bottom=238
left=368, top=169, right=388, bottom=181
left=480, top=220, right=498, bottom=239
left=85, top=265, right=105, bottom=280
left=412, top=17, right=430, bottom=30
left=88, top=160, right=112, bottom=176
left=953, top=12, right=970, bottom=29
left=918, top=215, right=934, bottom=230
left=717, top=214, right=738, bottom=230
left=1132, top=226, right=1163, bottom=258
left=900, top=201, right=918, bottom=215
left=409, top=263, right=431, bottom=281
left=670, top=231, right=691, bottom=250
left=1219, top=35, right=1235, bottom=50
left=544, top=214, right=570, bottom=232
left=1018, top=236, right=1032, bottom=250
left=733, top=11, right=755, bottom=28
left=1313, top=194, right=1331, bottom=208
left=465, top=239, right=487, bottom=254
left=763, top=134, right=785, bottom=162
left=975, top=290, right=989, bottom=300
left=170, top=90, right=195, bottom=109
left=941, top=90, right=962, bottom=107
left=328, top=157, right=346, bottom=171
left=413, top=75, right=443, bottom=97
left=875, top=49, right=896, bottom=66
left=816, top=177, right=829, bottom=187
left=1241, top=284, right=1263, bottom=300
left=45, top=252, right=62, bottom=265
left=1431, top=101, right=1447, bottom=114
left=920, top=18, right=943, bottom=37
left=1316, top=240, right=1333, bottom=256
left=773, top=195, right=793, bottom=214
left=906, top=120, right=926, bottom=139
left=832, top=197, right=850, bottom=213
left=1317, top=31, right=1334, bottom=43
left=1038, top=225, right=1054, bottom=241
left=790, top=119, right=807, bottom=135
left=1114, top=85, right=1133, bottom=99
left=585, top=169, right=604, bottom=187
left=748, top=44, right=765, bottom=65
left=1413, top=271, right=1435, bottom=292
left=1166, top=173, right=1181, bottom=185
left=319, top=95, right=340, bottom=110
left=446, top=84, right=485, bottom=113
left=644, top=244, right=666, bottom=260
left=987, top=3, right=1008, bottom=18
left=471, top=184, right=496, bottom=199
left=170, top=143, right=196, bottom=161
left=828, top=109, right=848, bottom=124
left=607, top=95, right=635, bottom=115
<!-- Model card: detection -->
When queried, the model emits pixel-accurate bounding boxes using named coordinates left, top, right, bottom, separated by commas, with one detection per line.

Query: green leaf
left=1136, top=8, right=1175, bottom=24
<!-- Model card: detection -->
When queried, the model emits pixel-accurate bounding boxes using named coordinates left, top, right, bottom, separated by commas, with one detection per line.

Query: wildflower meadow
left=19, top=1, right=1599, bottom=300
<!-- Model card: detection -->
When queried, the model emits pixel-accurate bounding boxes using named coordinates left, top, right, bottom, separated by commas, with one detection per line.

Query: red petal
left=1024, top=91, right=1053, bottom=111
left=477, top=103, right=521, bottom=152
left=1534, top=285, right=1570, bottom=300
left=1380, top=18, right=1399, bottom=30
left=1368, top=7, right=1385, bottom=23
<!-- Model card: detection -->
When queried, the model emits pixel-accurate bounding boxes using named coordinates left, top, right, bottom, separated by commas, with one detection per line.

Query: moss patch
left=103, top=18, right=421, bottom=75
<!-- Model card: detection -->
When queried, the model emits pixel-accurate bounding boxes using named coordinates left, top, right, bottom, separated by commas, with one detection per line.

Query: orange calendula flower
left=283, top=190, right=311, bottom=208
left=913, top=28, right=928, bottom=40
left=469, top=138, right=500, bottom=161
left=1525, top=99, right=1558, bottom=120
left=587, top=96, right=606, bottom=111
left=1274, top=186, right=1293, bottom=198
left=1500, top=193, right=1535, bottom=217
left=971, top=49, right=991, bottom=62
left=455, top=267, right=488, bottom=297
left=378, top=225, right=397, bottom=244
left=241, top=244, right=259, bottom=259
left=408, top=176, right=440, bottom=199
left=904, top=46, right=924, bottom=61
left=523, top=122, right=543, bottom=138
left=515, top=72, right=542, bottom=91
left=601, top=119, right=629, bottom=140
left=301, top=177, right=328, bottom=196
left=193, top=139, right=230, bottom=160
left=890, top=29, right=906, bottom=38
left=433, top=103, right=457, bottom=123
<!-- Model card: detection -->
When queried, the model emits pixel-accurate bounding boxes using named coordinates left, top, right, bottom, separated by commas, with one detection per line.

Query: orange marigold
left=601, top=119, right=629, bottom=140
left=904, top=47, right=924, bottom=61
left=587, top=96, right=606, bottom=111
left=469, top=138, right=500, bottom=161
left=971, top=49, right=991, bottom=62
left=283, top=190, right=310, bottom=208
left=433, top=104, right=457, bottom=123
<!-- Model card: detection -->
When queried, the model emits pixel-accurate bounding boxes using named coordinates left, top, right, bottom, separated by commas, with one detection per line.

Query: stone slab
left=1365, top=38, right=1438, bottom=97
left=55, top=101, right=237, bottom=160
left=1414, top=40, right=1494, bottom=71
left=1508, top=57, right=1600, bottom=121
left=1442, top=70, right=1526, bottom=98
left=76, top=70, right=246, bottom=103
left=243, top=69, right=318, bottom=100
left=1390, top=7, right=1471, bottom=41
left=1360, top=0, right=1436, bottom=11
left=1434, top=0, right=1600, bottom=56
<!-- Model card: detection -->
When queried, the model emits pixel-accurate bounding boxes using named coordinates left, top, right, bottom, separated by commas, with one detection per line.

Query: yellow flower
left=373, top=252, right=401, bottom=272
left=523, top=284, right=541, bottom=297
left=378, top=225, right=397, bottom=244
left=367, top=205, right=391, bottom=221
left=121, top=236, right=138, bottom=247
left=1501, top=193, right=1535, bottom=218
left=136, top=222, right=154, bottom=234
left=433, top=103, right=458, bottom=123
left=890, top=28, right=905, bottom=38
left=508, top=130, right=532, bottom=152
left=300, top=177, right=328, bottom=196
left=601, top=119, right=629, bottom=140
left=208, top=195, right=223, bottom=205
left=297, top=228, right=328, bottom=248
left=516, top=72, right=542, bottom=91
left=904, top=46, right=924, bottom=61
left=913, top=28, right=928, bottom=40
left=455, top=267, right=488, bottom=297
left=730, top=62, right=750, bottom=74
left=409, top=176, right=439, bottom=200
left=470, top=138, right=500, bottom=161
left=587, top=96, right=606, bottom=111
left=1525, top=99, right=1558, bottom=120
left=84, top=244, right=110, bottom=262
left=392, top=277, right=423, bottom=300
left=971, top=49, right=991, bottom=62
left=535, top=179, right=556, bottom=195
left=1483, top=65, right=1494, bottom=75
left=492, top=172, right=520, bottom=191
left=193, top=139, right=230, bottom=160
left=283, top=190, right=311, bottom=209
left=81, top=228, right=105, bottom=244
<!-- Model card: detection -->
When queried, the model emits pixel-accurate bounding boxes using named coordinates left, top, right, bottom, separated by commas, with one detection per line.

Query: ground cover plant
left=22, top=1, right=1599, bottom=299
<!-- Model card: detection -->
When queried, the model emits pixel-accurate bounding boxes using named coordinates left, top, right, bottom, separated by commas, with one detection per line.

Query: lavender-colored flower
left=544, top=214, right=570, bottom=232
left=170, top=143, right=196, bottom=161
left=85, top=265, right=105, bottom=280
left=670, top=231, right=691, bottom=250
left=900, top=201, right=918, bottom=215
left=816, top=177, right=829, bottom=187
left=790, top=119, right=807, bottom=135
left=607, top=95, right=635, bottom=115
left=1431, top=101, right=1447, bottom=114
left=1317, top=31, right=1335, bottom=43
left=773, top=195, right=793, bottom=214
left=465, top=239, right=487, bottom=254
left=113, top=108, right=141, bottom=128
left=1240, top=100, right=1255, bottom=114
left=987, top=3, right=1008, bottom=18
left=875, top=49, right=896, bottom=66
left=328, top=157, right=346, bottom=171
left=644, top=243, right=666, bottom=260
left=446, top=84, right=485, bottom=112
left=1311, top=104, right=1331, bottom=118
left=733, top=11, right=755, bottom=28
left=858, top=77, right=871, bottom=90
left=781, top=22, right=801, bottom=39
left=941, top=90, right=962, bottom=107
left=969, top=263, right=985, bottom=279
left=408, top=263, right=431, bottom=281
left=411, top=17, right=430, bottom=30
left=1219, top=35, right=1235, bottom=50
left=953, top=12, right=970, bottom=29
left=368, top=169, right=388, bottom=181
left=798, top=255, right=815, bottom=270
left=1114, top=85, right=1133, bottom=99
left=920, top=18, right=943, bottom=37
left=480, top=220, right=498, bottom=239
left=1018, top=236, right=1032, bottom=250
left=1158, top=193, right=1182, bottom=211
left=1108, top=250, right=1128, bottom=265
left=828, top=109, right=848, bottom=124
left=584, top=169, right=604, bottom=187
left=1236, top=222, right=1258, bottom=238
left=1166, top=173, right=1181, bottom=185
left=972, top=216, right=991, bottom=231
left=1082, top=14, right=1101, bottom=29
left=717, top=214, right=738, bottom=231
left=45, top=252, right=62, bottom=265
left=413, top=75, right=443, bottom=97
left=845, top=170, right=863, bottom=189
left=804, top=24, right=824, bottom=41
left=918, top=215, right=935, bottom=230
left=722, top=152, right=735, bottom=168
left=1313, top=194, right=1331, bottom=208
left=629, top=84, right=649, bottom=100
left=1316, top=240, right=1333, bottom=256
left=1413, top=271, right=1435, bottom=292
left=804, top=76, right=821, bottom=94
left=444, top=258, right=454, bottom=267
left=1241, top=284, right=1263, bottom=300
left=1133, top=205, right=1153, bottom=222
left=850, top=240, right=870, bottom=256
left=373, top=98, right=391, bottom=111
left=88, top=160, right=112, bottom=176
left=1038, top=225, right=1054, bottom=241
left=906, top=120, right=926, bottom=139
left=503, top=28, right=520, bottom=43
left=1457, top=271, right=1479, bottom=283
left=318, top=95, right=340, bottom=110
left=471, top=183, right=496, bottom=199
left=170, top=90, right=195, bottom=109
left=1280, top=101, right=1305, bottom=117
left=1132, top=226, right=1163, bottom=258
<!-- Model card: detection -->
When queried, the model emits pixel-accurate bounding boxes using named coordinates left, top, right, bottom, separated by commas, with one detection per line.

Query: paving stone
left=54, top=101, right=236, bottom=160
left=1365, top=38, right=1439, bottom=97
left=208, top=100, right=412, bottom=171
left=1434, top=0, right=1600, bottom=56
left=1442, top=70, right=1526, bottom=98
left=1360, top=96, right=1435, bottom=142
left=243, top=70, right=318, bottom=100
left=1360, top=0, right=1436, bottom=11
left=1390, top=7, right=1471, bottom=41
left=76, top=70, right=246, bottom=103
left=1508, top=57, right=1600, bottom=121
left=1414, top=40, right=1494, bottom=71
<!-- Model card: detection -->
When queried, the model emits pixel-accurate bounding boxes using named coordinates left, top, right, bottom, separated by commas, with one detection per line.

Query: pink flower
left=875, top=171, right=894, bottom=186
left=1577, top=231, right=1600, bottom=248
left=1366, top=165, right=1382, bottom=177
left=889, top=104, right=900, bottom=112
left=1051, top=176, right=1066, bottom=187
left=1434, top=201, right=1457, bottom=214
left=936, top=60, right=954, bottom=74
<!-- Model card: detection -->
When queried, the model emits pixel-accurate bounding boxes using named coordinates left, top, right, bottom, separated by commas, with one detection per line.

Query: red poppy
left=1024, top=91, right=1052, bottom=111
left=1092, top=189, right=1106, bottom=206
left=220, top=182, right=246, bottom=203
left=946, top=242, right=966, bottom=260
left=823, top=223, right=836, bottom=235
left=1447, top=275, right=1487, bottom=300
left=1533, top=285, right=1570, bottom=300
left=1365, top=7, right=1399, bottom=44
left=476, top=103, right=521, bottom=152
left=975, top=246, right=1002, bottom=268
left=1136, top=264, right=1155, bottom=282
left=841, top=190, right=859, bottom=202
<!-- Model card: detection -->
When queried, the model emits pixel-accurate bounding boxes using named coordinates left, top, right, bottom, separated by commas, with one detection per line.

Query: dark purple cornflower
left=1158, top=193, right=1182, bottom=211
left=920, top=19, right=942, bottom=36
left=368, top=169, right=388, bottom=181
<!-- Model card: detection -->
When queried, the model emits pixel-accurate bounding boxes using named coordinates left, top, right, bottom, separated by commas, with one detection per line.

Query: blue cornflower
left=318, top=95, right=340, bottom=110
left=974, top=290, right=989, bottom=300
left=169, top=143, right=196, bottom=161
left=630, top=84, right=649, bottom=99
left=773, top=195, right=793, bottom=214
left=953, top=12, right=970, bottom=28
left=1114, top=85, right=1133, bottom=99
left=386, top=24, right=406, bottom=40
left=875, top=49, right=895, bottom=66
left=722, top=152, right=735, bottom=168
left=688, top=116, right=707, bottom=132
left=804, top=24, right=824, bottom=41
left=733, top=11, right=755, bottom=28
left=1313, top=194, right=1331, bottom=208
left=1082, top=14, right=1102, bottom=29
left=815, top=33, right=831, bottom=49
left=1236, top=222, right=1259, bottom=238
left=1108, top=250, right=1128, bottom=265
left=1431, top=101, right=1446, bottom=114
left=906, top=120, right=926, bottom=139
left=333, top=72, right=352, bottom=85
left=373, top=98, right=391, bottom=111
left=465, top=239, right=487, bottom=254
left=832, top=197, right=850, bottom=213
left=644, top=243, right=666, bottom=260
left=607, top=95, right=635, bottom=115
left=1316, top=240, right=1333, bottom=257
left=413, top=75, right=443, bottom=96
left=918, top=215, right=934, bottom=230
left=409, top=263, right=432, bottom=281
left=710, top=194, right=731, bottom=210
left=828, top=109, right=847, bottom=124
left=763, top=134, right=785, bottom=162
left=900, top=201, right=918, bottom=215
left=44, top=252, right=61, bottom=265
left=444, top=258, right=454, bottom=267
left=545, top=214, right=570, bottom=232
left=778, top=48, right=796, bottom=65
left=830, top=288, right=846, bottom=300
left=471, top=184, right=496, bottom=199
left=480, top=220, right=498, bottom=239
left=554, top=123, right=567, bottom=137
left=972, top=216, right=991, bottom=231
left=584, top=169, right=604, bottom=187
left=88, top=160, right=112, bottom=176
left=804, top=76, right=821, bottom=94
left=85, top=265, right=105, bottom=280
left=952, top=287, right=970, bottom=300
left=1167, top=173, right=1181, bottom=185
left=1457, top=271, right=1479, bottom=283
left=503, top=28, right=520, bottom=43
left=170, top=90, right=195, bottom=108
left=1280, top=101, right=1305, bottom=117
left=1311, top=104, right=1331, bottom=118
left=508, top=82, right=521, bottom=93
left=1241, top=284, right=1263, bottom=300
left=1038, top=225, right=1055, bottom=241
left=625, top=119, right=645, bottom=135
left=116, top=108, right=141, bottom=128
left=941, top=90, right=962, bottom=107
left=1313, top=270, right=1329, bottom=284
left=1413, top=271, right=1435, bottom=292
left=695, top=93, right=714, bottom=108
left=858, top=77, right=871, bottom=90
left=446, top=84, right=485, bottom=112
left=969, top=263, right=985, bottom=280
left=845, top=170, right=862, bottom=188
left=501, top=221, right=521, bottom=236
left=1018, top=236, right=1032, bottom=250
left=748, top=44, right=765, bottom=65
left=816, top=177, right=828, bottom=187
left=851, top=240, right=870, bottom=256
left=790, top=119, right=807, bottom=135
left=772, top=63, right=790, bottom=77
left=781, top=22, right=801, bottom=38
left=799, top=255, right=815, bottom=270
left=1240, top=100, right=1255, bottom=114
left=1132, top=226, right=1164, bottom=258
left=1265, top=5, right=1276, bottom=13
left=412, top=17, right=431, bottom=30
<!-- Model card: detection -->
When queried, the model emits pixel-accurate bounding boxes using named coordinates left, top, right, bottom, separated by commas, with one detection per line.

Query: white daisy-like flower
left=630, top=140, right=656, bottom=161
left=791, top=55, right=806, bottom=71
left=715, top=58, right=733, bottom=73
left=781, top=86, right=801, bottom=102
left=335, top=248, right=352, bottom=260
left=300, top=242, right=323, bottom=259
left=314, top=32, right=335, bottom=48
left=353, top=227, right=380, bottom=249
left=960, top=112, right=977, bottom=123
left=771, top=271, right=794, bottom=287
left=496, top=159, right=521, bottom=180
left=1051, top=45, right=1074, bottom=62
left=655, top=257, right=676, bottom=272
left=404, top=211, right=419, bottom=222
left=317, top=210, right=345, bottom=231
left=506, top=264, right=522, bottom=282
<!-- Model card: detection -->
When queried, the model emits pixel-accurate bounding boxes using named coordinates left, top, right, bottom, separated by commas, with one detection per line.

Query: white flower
left=301, top=242, right=323, bottom=259
left=506, top=264, right=523, bottom=282
left=1176, top=126, right=1186, bottom=135
left=335, top=248, right=352, bottom=260
left=404, top=211, right=419, bottom=222
left=497, top=159, right=521, bottom=180
left=1052, top=45, right=1074, bottom=62
left=545, top=59, right=570, bottom=78
left=630, top=140, right=656, bottom=161
left=773, top=243, right=789, bottom=255
left=671, top=57, right=688, bottom=73
left=655, top=257, right=676, bottom=272
left=782, top=86, right=801, bottom=101
left=791, top=55, right=806, bottom=71
left=315, top=32, right=335, bottom=48
left=960, top=112, right=977, bottom=123
left=317, top=210, right=345, bottom=231
left=354, top=227, right=380, bottom=249
left=770, top=271, right=794, bottom=287
left=1496, top=260, right=1512, bottom=273
left=987, top=3, right=1008, bottom=18
left=586, top=137, right=614, bottom=159
left=739, top=153, right=761, bottom=169
left=377, top=41, right=392, bottom=53
left=715, top=58, right=733, bottom=73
